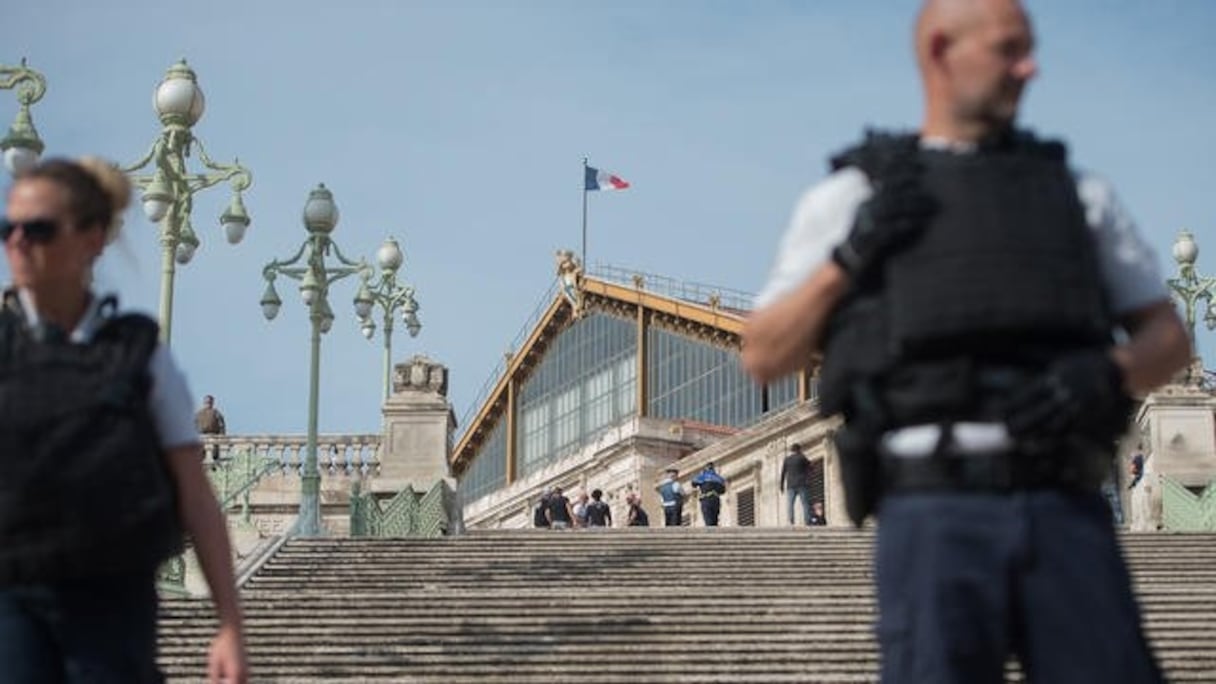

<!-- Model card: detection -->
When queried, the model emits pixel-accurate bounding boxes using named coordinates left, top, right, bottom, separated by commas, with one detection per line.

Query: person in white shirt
left=0, top=156, right=246, bottom=683
left=743, top=1, right=1189, bottom=681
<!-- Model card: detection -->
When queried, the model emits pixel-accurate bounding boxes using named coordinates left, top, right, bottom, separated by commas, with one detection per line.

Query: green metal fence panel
left=1162, top=475, right=1216, bottom=532
left=350, top=480, right=451, bottom=539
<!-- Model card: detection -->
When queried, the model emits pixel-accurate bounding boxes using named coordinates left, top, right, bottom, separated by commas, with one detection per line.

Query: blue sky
left=2, top=0, right=1214, bottom=437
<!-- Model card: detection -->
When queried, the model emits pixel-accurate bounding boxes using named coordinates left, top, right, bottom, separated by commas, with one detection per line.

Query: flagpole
left=581, top=157, right=589, bottom=267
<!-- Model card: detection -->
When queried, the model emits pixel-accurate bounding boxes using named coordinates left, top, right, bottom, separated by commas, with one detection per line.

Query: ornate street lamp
left=1168, top=230, right=1216, bottom=352
left=125, top=60, right=252, bottom=345
left=353, top=236, right=423, bottom=400
left=260, top=184, right=370, bottom=537
left=0, top=58, right=47, bottom=176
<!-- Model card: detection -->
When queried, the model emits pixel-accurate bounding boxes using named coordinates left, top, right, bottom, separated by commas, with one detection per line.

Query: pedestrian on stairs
left=572, top=490, right=590, bottom=528
left=546, top=486, right=576, bottom=530
left=624, top=493, right=650, bottom=527
left=656, top=468, right=686, bottom=527
left=0, top=158, right=247, bottom=683
left=691, top=463, right=727, bottom=527
left=584, top=489, right=612, bottom=528
left=742, top=0, right=1188, bottom=680
left=780, top=443, right=815, bottom=525
left=533, top=492, right=551, bottom=528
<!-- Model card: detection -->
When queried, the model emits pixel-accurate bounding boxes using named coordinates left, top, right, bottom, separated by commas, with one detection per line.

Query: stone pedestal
left=379, top=355, right=457, bottom=495
left=1138, top=383, right=1216, bottom=486
left=1130, top=381, right=1216, bottom=530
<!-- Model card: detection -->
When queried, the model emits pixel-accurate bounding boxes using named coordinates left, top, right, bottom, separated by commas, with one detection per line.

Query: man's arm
left=742, top=263, right=850, bottom=384
left=1110, top=300, right=1192, bottom=395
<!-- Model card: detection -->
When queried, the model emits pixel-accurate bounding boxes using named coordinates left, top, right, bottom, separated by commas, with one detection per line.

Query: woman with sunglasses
left=0, top=157, right=246, bottom=683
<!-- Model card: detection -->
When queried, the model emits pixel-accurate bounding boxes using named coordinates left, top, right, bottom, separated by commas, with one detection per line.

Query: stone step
left=158, top=533, right=1216, bottom=682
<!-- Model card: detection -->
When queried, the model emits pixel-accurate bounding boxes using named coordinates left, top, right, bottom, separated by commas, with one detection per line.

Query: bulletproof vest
left=818, top=130, right=1114, bottom=422
left=0, top=297, right=184, bottom=584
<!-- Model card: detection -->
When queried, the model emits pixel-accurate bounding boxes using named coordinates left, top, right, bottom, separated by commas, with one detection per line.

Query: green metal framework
left=353, top=237, right=423, bottom=400
left=350, top=480, right=452, bottom=538
left=0, top=58, right=47, bottom=162
left=1162, top=475, right=1216, bottom=532
left=261, top=183, right=370, bottom=537
left=124, top=60, right=252, bottom=345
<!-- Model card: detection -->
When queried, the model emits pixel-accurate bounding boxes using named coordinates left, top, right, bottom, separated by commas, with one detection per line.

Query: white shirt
left=755, top=145, right=1169, bottom=315
left=16, top=289, right=200, bottom=449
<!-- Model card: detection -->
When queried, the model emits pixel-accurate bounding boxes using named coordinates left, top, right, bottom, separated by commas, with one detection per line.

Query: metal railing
left=350, top=480, right=452, bottom=538
left=588, top=263, right=755, bottom=313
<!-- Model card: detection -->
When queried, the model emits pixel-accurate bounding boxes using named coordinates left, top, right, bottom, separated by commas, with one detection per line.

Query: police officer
left=742, top=1, right=1191, bottom=681
left=691, top=463, right=727, bottom=527
left=0, top=158, right=247, bottom=682
left=656, top=467, right=686, bottom=527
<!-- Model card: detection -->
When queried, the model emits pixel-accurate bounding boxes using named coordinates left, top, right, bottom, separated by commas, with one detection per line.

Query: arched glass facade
left=647, top=326, right=763, bottom=427
left=458, top=302, right=810, bottom=506
left=516, top=313, right=637, bottom=477
left=458, top=416, right=506, bottom=503
left=767, top=374, right=801, bottom=414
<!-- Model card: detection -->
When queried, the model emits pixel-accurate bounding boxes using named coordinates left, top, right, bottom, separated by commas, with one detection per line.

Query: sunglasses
left=0, top=218, right=62, bottom=244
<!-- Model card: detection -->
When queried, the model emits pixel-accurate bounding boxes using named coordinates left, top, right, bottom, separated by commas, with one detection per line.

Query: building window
left=458, top=417, right=507, bottom=504
left=737, top=487, right=755, bottom=527
left=516, top=312, right=638, bottom=477
left=647, top=326, right=763, bottom=428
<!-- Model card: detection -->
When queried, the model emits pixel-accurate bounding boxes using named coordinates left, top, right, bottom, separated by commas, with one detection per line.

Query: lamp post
left=124, top=60, right=252, bottom=345
left=353, top=237, right=422, bottom=400
left=260, top=184, right=370, bottom=537
left=1168, top=230, right=1216, bottom=354
left=0, top=58, right=47, bottom=175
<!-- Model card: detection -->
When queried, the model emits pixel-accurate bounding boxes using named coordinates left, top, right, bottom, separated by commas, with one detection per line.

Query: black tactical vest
left=0, top=295, right=183, bottom=584
left=818, top=131, right=1115, bottom=423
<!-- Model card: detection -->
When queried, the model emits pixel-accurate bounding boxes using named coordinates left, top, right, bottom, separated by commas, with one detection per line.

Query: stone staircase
left=158, top=529, right=1216, bottom=682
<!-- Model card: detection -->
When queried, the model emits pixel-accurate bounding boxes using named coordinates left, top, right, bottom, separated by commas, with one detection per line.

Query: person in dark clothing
left=691, top=463, right=727, bottom=527
left=533, top=492, right=551, bottom=528
left=545, top=486, right=575, bottom=530
left=625, top=493, right=650, bottom=527
left=0, top=158, right=247, bottom=682
left=1128, top=451, right=1146, bottom=490
left=780, top=443, right=815, bottom=525
left=585, top=489, right=612, bottom=528
left=809, top=501, right=827, bottom=526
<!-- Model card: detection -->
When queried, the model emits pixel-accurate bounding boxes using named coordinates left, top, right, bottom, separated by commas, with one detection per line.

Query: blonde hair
left=75, top=156, right=131, bottom=244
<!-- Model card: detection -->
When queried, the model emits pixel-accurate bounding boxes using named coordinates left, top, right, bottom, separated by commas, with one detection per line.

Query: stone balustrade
left=200, top=434, right=382, bottom=479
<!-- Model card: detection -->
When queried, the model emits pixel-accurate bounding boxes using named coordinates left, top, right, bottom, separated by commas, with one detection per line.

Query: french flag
left=585, top=166, right=630, bottom=191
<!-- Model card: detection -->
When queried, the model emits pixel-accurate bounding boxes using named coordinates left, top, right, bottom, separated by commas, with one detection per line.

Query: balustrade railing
left=201, top=434, right=382, bottom=481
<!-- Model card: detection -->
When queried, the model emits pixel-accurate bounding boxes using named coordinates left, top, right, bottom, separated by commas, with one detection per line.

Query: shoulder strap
left=829, top=129, right=921, bottom=181
left=92, top=312, right=161, bottom=408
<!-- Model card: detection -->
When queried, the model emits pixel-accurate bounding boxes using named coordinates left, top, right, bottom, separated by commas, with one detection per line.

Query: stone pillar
left=378, top=355, right=457, bottom=496
left=821, top=431, right=850, bottom=528
left=1130, top=382, right=1216, bottom=531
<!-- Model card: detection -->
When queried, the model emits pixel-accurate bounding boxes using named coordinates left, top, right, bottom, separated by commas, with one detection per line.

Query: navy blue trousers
left=875, top=490, right=1162, bottom=684
left=700, top=496, right=720, bottom=526
left=0, top=572, right=162, bottom=683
